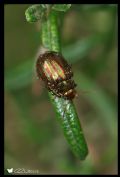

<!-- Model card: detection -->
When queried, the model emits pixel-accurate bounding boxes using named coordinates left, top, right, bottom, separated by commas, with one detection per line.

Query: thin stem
left=41, top=10, right=88, bottom=159
left=49, top=12, right=61, bottom=52
left=41, top=19, right=51, bottom=50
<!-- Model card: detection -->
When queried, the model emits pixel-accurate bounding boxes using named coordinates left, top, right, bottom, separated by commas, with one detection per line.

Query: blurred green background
left=4, top=4, right=118, bottom=175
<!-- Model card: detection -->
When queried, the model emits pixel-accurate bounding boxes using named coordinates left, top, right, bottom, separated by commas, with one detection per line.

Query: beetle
left=36, top=51, right=77, bottom=100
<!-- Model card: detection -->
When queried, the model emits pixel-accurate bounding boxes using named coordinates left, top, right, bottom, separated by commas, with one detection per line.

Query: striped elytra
left=36, top=51, right=77, bottom=99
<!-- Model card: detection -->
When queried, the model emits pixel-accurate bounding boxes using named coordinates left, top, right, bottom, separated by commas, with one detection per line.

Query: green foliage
left=25, top=4, right=71, bottom=23
left=25, top=5, right=46, bottom=23
left=51, top=95, right=88, bottom=159
left=41, top=7, right=88, bottom=159
left=5, top=4, right=117, bottom=174
left=24, top=4, right=89, bottom=160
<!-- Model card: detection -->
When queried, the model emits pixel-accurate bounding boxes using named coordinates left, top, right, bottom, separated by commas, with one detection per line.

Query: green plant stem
left=41, top=10, right=88, bottom=159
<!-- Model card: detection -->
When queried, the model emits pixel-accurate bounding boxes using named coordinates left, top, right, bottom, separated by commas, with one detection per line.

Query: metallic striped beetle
left=36, top=51, right=77, bottom=99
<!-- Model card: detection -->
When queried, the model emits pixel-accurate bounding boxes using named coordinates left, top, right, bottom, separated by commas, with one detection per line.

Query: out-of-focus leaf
left=88, top=7, right=117, bottom=77
left=99, top=143, right=117, bottom=167
left=5, top=60, right=33, bottom=90
left=75, top=71, right=117, bottom=138
left=73, top=4, right=117, bottom=12
left=79, top=155, right=95, bottom=174
left=11, top=92, right=53, bottom=144
left=63, top=34, right=105, bottom=63
left=52, top=4, right=71, bottom=12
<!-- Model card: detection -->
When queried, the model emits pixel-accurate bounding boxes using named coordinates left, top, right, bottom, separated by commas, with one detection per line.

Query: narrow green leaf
left=50, top=93, right=88, bottom=159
